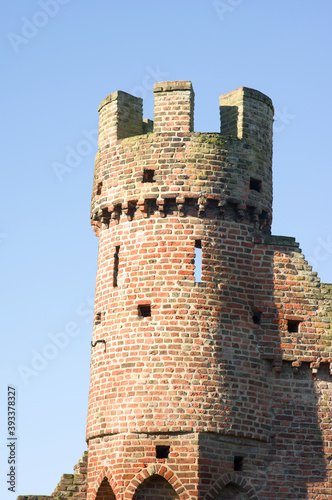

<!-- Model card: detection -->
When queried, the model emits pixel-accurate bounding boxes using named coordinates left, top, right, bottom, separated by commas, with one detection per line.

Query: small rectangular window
left=156, top=446, right=170, bottom=459
left=288, top=320, right=301, bottom=333
left=143, top=169, right=155, bottom=183
left=234, top=456, right=243, bottom=471
left=250, top=178, right=262, bottom=192
left=194, top=240, right=202, bottom=282
left=252, top=311, right=262, bottom=325
left=138, top=304, right=151, bottom=317
left=113, top=246, right=120, bottom=287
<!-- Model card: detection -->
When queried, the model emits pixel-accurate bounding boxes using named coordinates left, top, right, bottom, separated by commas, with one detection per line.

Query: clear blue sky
left=1, top=1, right=331, bottom=498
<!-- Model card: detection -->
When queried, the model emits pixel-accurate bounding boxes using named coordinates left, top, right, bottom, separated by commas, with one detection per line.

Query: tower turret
left=219, top=86, right=274, bottom=230
left=86, top=82, right=332, bottom=500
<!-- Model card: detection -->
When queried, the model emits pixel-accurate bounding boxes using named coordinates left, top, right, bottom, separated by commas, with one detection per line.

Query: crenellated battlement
left=92, top=81, right=274, bottom=237
left=219, top=86, right=274, bottom=138
left=153, top=80, right=195, bottom=133
left=96, top=81, right=273, bottom=142
left=97, top=90, right=143, bottom=145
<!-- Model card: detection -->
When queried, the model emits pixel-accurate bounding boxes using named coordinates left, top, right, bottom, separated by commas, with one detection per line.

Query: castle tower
left=86, top=82, right=332, bottom=500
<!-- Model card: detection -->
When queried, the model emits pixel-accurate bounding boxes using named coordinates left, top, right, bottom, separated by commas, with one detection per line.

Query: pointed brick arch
left=92, top=467, right=120, bottom=500
left=133, top=475, right=179, bottom=500
left=124, top=464, right=189, bottom=500
left=205, top=473, right=258, bottom=500
left=96, top=477, right=116, bottom=500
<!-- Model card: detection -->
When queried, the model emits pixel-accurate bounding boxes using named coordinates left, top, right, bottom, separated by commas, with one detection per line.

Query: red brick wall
left=133, top=475, right=179, bottom=500
left=85, top=81, right=332, bottom=500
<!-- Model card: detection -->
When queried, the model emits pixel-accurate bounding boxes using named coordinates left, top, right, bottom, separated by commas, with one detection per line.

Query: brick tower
left=86, top=81, right=332, bottom=500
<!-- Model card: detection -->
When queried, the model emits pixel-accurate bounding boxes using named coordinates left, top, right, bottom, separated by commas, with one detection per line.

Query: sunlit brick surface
left=84, top=82, right=332, bottom=500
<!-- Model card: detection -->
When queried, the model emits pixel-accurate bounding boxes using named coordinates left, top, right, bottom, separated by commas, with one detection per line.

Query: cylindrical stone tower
left=87, top=81, right=276, bottom=500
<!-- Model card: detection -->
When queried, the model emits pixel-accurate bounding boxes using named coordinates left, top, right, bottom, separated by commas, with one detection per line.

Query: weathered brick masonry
left=18, top=81, right=332, bottom=499
left=87, top=81, right=332, bottom=499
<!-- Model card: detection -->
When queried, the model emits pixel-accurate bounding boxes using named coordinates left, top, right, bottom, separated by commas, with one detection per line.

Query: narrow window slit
left=156, top=446, right=170, bottom=459
left=194, top=240, right=202, bottom=282
left=113, top=246, right=120, bottom=287
left=138, top=304, right=151, bottom=317
left=234, top=456, right=243, bottom=471
left=97, top=182, right=102, bottom=195
left=95, top=312, right=102, bottom=325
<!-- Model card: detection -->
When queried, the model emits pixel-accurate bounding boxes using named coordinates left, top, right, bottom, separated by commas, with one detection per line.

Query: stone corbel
left=122, top=201, right=133, bottom=221
left=237, top=204, right=246, bottom=222
left=198, top=197, right=206, bottom=216
left=137, top=199, right=148, bottom=218
left=124, top=200, right=137, bottom=221
left=177, top=197, right=186, bottom=217
left=111, top=204, right=122, bottom=224
left=157, top=198, right=166, bottom=218
left=218, top=200, right=227, bottom=217
left=310, top=361, right=320, bottom=380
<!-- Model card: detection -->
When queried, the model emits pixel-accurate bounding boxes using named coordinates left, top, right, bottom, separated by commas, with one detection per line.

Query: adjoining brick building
left=18, top=81, right=332, bottom=500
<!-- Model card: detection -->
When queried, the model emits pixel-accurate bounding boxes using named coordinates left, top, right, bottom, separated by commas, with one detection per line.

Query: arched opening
left=95, top=477, right=116, bottom=500
left=133, top=474, right=179, bottom=500
left=217, top=481, right=250, bottom=499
